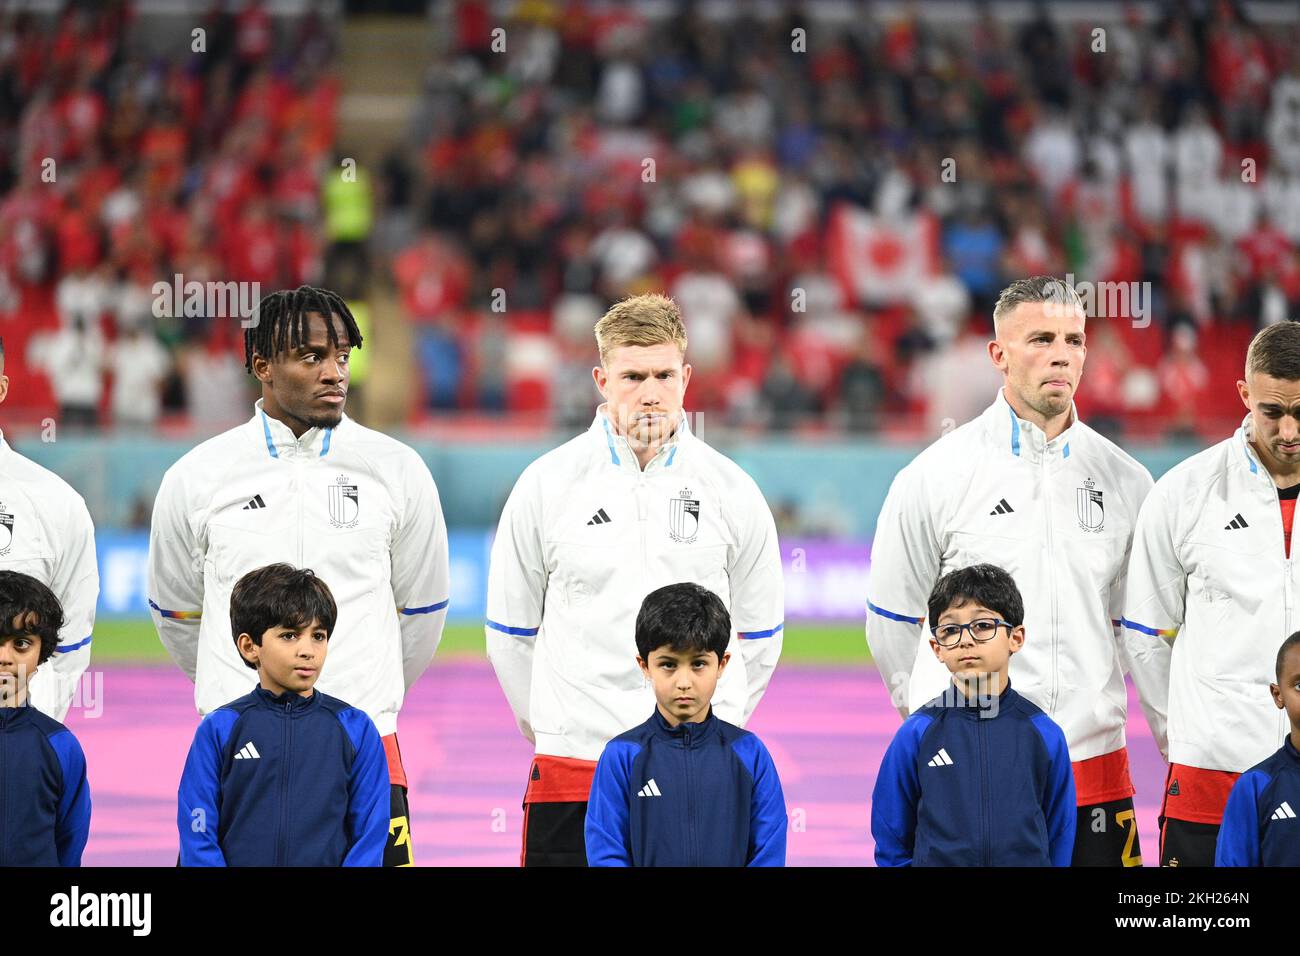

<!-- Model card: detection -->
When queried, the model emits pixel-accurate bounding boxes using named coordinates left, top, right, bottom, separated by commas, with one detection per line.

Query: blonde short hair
left=593, top=293, right=688, bottom=366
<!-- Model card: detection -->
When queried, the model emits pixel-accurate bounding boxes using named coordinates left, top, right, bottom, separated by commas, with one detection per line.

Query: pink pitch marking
left=69, top=663, right=1166, bottom=866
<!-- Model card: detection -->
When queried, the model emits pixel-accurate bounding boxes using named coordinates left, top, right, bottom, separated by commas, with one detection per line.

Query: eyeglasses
left=929, top=618, right=1013, bottom=648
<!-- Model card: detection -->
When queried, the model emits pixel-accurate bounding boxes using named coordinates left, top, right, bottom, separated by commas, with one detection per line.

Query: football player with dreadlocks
left=148, top=286, right=449, bottom=866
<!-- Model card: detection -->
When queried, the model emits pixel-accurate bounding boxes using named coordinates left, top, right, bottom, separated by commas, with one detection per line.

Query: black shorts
left=385, top=783, right=414, bottom=867
left=521, top=800, right=588, bottom=867
left=1158, top=816, right=1220, bottom=867
left=1071, top=796, right=1143, bottom=866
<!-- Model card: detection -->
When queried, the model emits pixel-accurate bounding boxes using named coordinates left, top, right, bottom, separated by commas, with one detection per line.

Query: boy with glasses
left=872, top=564, right=1076, bottom=866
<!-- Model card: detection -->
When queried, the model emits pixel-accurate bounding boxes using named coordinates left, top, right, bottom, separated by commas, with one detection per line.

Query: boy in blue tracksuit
left=585, top=582, right=787, bottom=866
left=872, top=563, right=1076, bottom=866
left=177, top=563, right=389, bottom=866
left=0, top=571, right=91, bottom=866
left=1217, top=631, right=1300, bottom=866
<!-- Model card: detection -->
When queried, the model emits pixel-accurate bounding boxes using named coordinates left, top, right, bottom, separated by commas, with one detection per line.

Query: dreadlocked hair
left=243, top=285, right=363, bottom=373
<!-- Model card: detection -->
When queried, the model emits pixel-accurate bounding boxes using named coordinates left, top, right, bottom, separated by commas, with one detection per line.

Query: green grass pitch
left=90, top=619, right=872, bottom=666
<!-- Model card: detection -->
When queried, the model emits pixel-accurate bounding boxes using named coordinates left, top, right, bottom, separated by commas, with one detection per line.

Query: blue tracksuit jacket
left=177, top=685, right=389, bottom=866
left=585, top=707, right=787, bottom=866
left=872, top=682, right=1076, bottom=866
left=1217, top=735, right=1300, bottom=866
left=0, top=702, right=91, bottom=866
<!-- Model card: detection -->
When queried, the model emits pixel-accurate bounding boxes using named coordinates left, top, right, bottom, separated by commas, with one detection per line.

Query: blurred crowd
left=0, top=1, right=343, bottom=428
left=385, top=0, right=1300, bottom=439
left=3, top=1, right=1300, bottom=440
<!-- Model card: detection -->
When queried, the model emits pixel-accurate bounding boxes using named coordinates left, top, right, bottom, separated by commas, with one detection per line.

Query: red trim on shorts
left=1159, top=762, right=1240, bottom=825
left=1071, top=747, right=1135, bottom=806
left=519, top=803, right=530, bottom=868
left=523, top=754, right=598, bottom=804
left=382, top=733, right=408, bottom=789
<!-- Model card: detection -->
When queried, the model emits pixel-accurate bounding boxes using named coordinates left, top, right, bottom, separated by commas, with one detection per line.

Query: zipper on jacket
left=1042, top=453, right=1059, bottom=713
left=978, top=716, right=991, bottom=865
left=683, top=723, right=696, bottom=866
left=278, top=700, right=292, bottom=865
left=0, top=723, right=7, bottom=863
left=636, top=477, right=648, bottom=581
left=295, top=455, right=305, bottom=568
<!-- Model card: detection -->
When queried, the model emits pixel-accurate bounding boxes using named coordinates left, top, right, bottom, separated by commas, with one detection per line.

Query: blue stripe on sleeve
left=867, top=601, right=925, bottom=625
left=55, top=635, right=92, bottom=653
left=738, top=622, right=784, bottom=640
left=486, top=619, right=540, bottom=637
left=401, top=598, right=450, bottom=615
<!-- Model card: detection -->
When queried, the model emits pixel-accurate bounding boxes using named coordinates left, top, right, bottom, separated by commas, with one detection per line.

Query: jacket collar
left=1285, top=734, right=1300, bottom=765
left=987, top=388, right=1077, bottom=464
left=249, top=399, right=341, bottom=459
left=651, top=704, right=717, bottom=745
left=945, top=678, right=1017, bottom=719
left=0, top=700, right=32, bottom=726
left=254, top=685, right=320, bottom=713
left=1235, top=415, right=1292, bottom=491
left=589, top=404, right=690, bottom=475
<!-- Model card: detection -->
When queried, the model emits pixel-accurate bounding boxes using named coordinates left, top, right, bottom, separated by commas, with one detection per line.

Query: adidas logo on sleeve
left=587, top=508, right=612, bottom=526
left=637, top=778, right=662, bottom=797
left=1272, top=801, right=1296, bottom=821
left=242, top=494, right=267, bottom=511
left=927, top=748, right=954, bottom=767
left=234, top=741, right=261, bottom=760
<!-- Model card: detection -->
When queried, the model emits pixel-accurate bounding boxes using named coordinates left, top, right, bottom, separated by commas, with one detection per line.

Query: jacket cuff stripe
left=487, top=619, right=540, bottom=637
left=400, top=598, right=450, bottom=615
left=738, top=622, right=784, bottom=640
left=867, top=600, right=924, bottom=625
left=54, top=634, right=93, bottom=653
left=1120, top=617, right=1177, bottom=638
left=149, top=598, right=203, bottom=620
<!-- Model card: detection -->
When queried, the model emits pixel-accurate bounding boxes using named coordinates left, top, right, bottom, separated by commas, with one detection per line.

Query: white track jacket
left=866, top=389, right=1154, bottom=763
left=1124, top=418, right=1295, bottom=772
left=148, top=400, right=449, bottom=736
left=486, top=407, right=784, bottom=762
left=0, top=431, right=97, bottom=720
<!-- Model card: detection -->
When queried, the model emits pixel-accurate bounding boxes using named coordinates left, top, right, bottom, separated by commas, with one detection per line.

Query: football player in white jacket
left=866, top=276, right=1154, bottom=866
left=148, top=286, right=449, bottom=867
left=486, top=293, right=784, bottom=866
left=1125, top=321, right=1300, bottom=866
left=0, top=337, right=98, bottom=720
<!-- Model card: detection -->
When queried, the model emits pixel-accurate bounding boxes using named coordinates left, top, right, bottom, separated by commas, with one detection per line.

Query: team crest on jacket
left=669, top=488, right=700, bottom=544
left=1076, top=479, right=1104, bottom=533
left=0, top=503, right=11, bottom=555
left=327, top=476, right=359, bottom=529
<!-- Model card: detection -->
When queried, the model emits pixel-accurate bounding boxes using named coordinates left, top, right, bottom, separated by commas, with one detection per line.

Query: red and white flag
left=827, top=202, right=940, bottom=306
